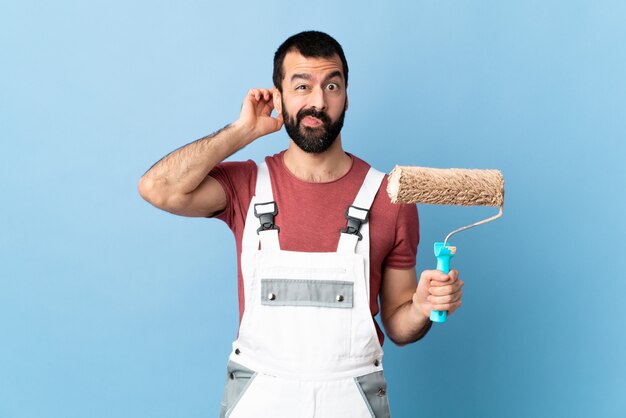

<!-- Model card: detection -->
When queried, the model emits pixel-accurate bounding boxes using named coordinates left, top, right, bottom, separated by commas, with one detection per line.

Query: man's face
left=275, top=52, right=348, bottom=154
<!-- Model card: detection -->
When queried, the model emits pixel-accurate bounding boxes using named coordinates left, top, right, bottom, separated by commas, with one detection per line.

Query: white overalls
left=219, top=162, right=391, bottom=418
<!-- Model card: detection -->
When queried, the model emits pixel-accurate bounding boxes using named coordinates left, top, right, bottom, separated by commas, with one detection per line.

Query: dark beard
left=282, top=101, right=346, bottom=154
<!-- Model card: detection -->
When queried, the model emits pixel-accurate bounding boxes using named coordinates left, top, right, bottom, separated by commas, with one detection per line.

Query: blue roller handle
left=431, top=242, right=456, bottom=323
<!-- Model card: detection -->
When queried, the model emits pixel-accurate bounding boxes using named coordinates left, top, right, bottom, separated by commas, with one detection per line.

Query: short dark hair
left=273, top=31, right=348, bottom=92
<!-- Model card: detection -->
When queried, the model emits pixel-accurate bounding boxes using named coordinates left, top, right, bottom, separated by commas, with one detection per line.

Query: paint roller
left=387, top=166, right=505, bottom=323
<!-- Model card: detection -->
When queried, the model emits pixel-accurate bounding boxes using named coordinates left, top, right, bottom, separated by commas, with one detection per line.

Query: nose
left=308, top=86, right=327, bottom=111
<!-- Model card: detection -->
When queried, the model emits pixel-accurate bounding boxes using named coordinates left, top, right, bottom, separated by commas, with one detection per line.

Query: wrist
left=410, top=298, right=429, bottom=323
left=231, top=119, right=258, bottom=146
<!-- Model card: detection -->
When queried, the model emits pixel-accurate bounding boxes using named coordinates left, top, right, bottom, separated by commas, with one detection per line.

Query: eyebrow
left=291, top=73, right=311, bottom=83
left=290, top=71, right=344, bottom=84
left=324, top=71, right=344, bottom=83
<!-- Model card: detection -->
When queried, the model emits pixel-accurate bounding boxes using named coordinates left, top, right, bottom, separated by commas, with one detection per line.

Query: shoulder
left=347, top=153, right=371, bottom=175
left=212, top=159, right=257, bottom=176
left=349, top=154, right=418, bottom=229
left=263, top=150, right=289, bottom=179
left=206, top=158, right=260, bottom=226
left=209, top=159, right=257, bottom=190
left=347, top=155, right=395, bottom=209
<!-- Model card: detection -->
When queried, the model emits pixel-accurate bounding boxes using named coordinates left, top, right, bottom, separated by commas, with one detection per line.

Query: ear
left=273, top=87, right=282, bottom=114
left=344, top=94, right=349, bottom=111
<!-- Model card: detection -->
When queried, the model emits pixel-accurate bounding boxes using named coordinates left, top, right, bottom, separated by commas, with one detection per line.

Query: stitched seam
left=261, top=279, right=352, bottom=285
left=261, top=301, right=353, bottom=308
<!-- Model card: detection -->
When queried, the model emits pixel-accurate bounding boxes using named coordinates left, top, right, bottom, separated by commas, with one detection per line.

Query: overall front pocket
left=219, top=361, right=257, bottom=418
left=354, top=370, right=391, bottom=418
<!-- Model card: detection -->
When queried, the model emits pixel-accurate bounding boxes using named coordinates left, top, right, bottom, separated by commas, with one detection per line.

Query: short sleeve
left=207, top=160, right=257, bottom=230
left=383, top=203, right=419, bottom=269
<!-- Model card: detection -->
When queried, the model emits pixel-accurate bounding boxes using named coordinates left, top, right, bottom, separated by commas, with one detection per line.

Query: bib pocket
left=261, top=279, right=354, bottom=308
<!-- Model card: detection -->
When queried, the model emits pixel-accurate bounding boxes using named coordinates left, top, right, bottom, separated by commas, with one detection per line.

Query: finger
left=241, top=93, right=258, bottom=115
left=249, top=88, right=272, bottom=101
left=262, top=99, right=275, bottom=114
left=246, top=90, right=261, bottom=108
left=274, top=115, right=284, bottom=131
left=420, top=269, right=449, bottom=284
left=446, top=300, right=463, bottom=315
left=274, top=112, right=284, bottom=130
left=430, top=274, right=462, bottom=289
left=248, top=88, right=259, bottom=101
left=428, top=290, right=463, bottom=305
left=431, top=300, right=462, bottom=313
left=429, top=279, right=463, bottom=296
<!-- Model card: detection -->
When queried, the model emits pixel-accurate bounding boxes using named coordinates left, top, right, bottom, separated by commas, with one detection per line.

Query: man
left=139, top=31, right=463, bottom=418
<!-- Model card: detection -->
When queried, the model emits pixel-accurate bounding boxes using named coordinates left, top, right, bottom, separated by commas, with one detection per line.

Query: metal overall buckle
left=254, top=201, right=279, bottom=234
left=341, top=205, right=369, bottom=240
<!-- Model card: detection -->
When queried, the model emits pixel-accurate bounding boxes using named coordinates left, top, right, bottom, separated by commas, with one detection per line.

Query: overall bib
left=220, top=162, right=390, bottom=418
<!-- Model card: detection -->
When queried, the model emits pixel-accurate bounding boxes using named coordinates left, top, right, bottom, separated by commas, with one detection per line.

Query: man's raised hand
left=234, top=88, right=284, bottom=143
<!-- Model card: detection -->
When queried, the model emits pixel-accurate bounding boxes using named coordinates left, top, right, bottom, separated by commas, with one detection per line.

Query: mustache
left=296, top=108, right=331, bottom=126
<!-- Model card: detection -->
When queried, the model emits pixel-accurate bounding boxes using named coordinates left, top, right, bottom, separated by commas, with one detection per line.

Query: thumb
left=275, top=113, right=284, bottom=130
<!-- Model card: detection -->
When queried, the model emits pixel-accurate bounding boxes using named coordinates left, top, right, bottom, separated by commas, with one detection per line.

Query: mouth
left=301, top=115, right=324, bottom=127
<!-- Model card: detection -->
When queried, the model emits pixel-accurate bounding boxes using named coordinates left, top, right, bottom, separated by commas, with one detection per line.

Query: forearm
left=139, top=121, right=253, bottom=197
left=383, top=300, right=432, bottom=346
left=138, top=88, right=281, bottom=215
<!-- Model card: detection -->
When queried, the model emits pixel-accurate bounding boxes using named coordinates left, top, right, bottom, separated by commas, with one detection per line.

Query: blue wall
left=2, top=1, right=625, bottom=417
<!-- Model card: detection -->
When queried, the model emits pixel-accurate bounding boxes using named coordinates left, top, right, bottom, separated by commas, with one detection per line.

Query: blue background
left=2, top=1, right=625, bottom=417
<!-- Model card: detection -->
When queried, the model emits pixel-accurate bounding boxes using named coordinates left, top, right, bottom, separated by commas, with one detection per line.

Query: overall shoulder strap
left=337, top=167, right=385, bottom=254
left=255, top=161, right=273, bottom=203
left=242, top=161, right=280, bottom=253
left=337, top=166, right=385, bottom=299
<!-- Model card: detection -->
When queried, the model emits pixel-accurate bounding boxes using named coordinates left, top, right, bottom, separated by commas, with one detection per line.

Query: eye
left=296, top=84, right=308, bottom=91
left=326, top=83, right=339, bottom=91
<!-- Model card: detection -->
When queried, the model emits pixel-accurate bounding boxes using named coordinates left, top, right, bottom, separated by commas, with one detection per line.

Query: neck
left=283, top=135, right=352, bottom=182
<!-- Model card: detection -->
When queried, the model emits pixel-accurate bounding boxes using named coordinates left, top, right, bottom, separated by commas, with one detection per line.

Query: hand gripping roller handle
left=431, top=242, right=456, bottom=322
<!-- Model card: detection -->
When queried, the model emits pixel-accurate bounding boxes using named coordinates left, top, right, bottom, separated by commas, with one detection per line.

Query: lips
left=301, top=115, right=323, bottom=127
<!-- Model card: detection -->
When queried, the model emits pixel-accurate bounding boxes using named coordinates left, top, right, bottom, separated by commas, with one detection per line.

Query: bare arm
left=380, top=267, right=464, bottom=346
left=138, top=88, right=283, bottom=217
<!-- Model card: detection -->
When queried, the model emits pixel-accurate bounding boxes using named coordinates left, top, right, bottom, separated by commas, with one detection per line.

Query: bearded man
left=138, top=30, right=463, bottom=418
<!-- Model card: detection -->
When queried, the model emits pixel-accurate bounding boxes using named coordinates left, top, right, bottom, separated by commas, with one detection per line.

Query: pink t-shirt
left=209, top=151, right=419, bottom=345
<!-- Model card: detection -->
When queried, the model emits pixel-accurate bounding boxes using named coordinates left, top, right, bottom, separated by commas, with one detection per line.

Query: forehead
left=282, top=51, right=344, bottom=81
